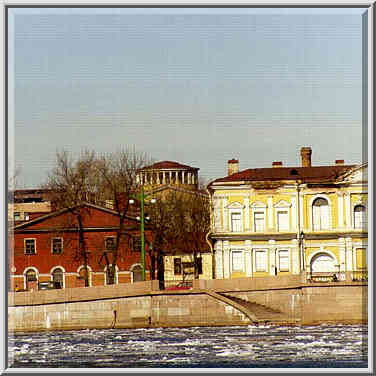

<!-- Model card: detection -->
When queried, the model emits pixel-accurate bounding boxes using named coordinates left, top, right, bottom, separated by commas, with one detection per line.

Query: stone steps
left=222, top=294, right=293, bottom=322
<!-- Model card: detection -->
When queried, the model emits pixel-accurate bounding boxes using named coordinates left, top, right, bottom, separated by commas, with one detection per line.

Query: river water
left=8, top=324, right=368, bottom=369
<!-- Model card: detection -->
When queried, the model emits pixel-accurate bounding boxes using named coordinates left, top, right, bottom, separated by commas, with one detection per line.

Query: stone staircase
left=222, top=294, right=298, bottom=324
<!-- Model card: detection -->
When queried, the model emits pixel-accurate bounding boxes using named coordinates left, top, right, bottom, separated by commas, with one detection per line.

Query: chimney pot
left=335, top=159, right=344, bottom=165
left=272, top=161, right=283, bottom=168
left=300, top=147, right=312, bottom=168
left=227, top=159, right=239, bottom=176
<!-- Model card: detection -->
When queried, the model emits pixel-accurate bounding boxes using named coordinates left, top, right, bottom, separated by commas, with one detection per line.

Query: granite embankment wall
left=8, top=276, right=367, bottom=332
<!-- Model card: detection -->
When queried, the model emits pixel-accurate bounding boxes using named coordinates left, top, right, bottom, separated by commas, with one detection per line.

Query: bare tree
left=44, top=149, right=99, bottom=287
left=96, top=148, right=152, bottom=284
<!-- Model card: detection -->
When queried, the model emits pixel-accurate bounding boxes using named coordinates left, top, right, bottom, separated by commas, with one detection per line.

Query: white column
left=338, top=192, right=344, bottom=229
left=245, top=240, right=252, bottom=277
left=345, top=193, right=351, bottom=229
left=169, top=171, right=172, bottom=184
left=269, top=240, right=276, bottom=275
left=268, top=196, right=273, bottom=231
left=162, top=172, right=166, bottom=184
left=291, top=195, right=297, bottom=231
left=244, top=196, right=250, bottom=231
left=182, top=171, right=185, bottom=184
left=223, top=241, right=230, bottom=278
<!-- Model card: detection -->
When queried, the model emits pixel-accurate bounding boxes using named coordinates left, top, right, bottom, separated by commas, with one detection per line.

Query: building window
left=277, top=211, right=289, bottom=232
left=174, top=258, right=182, bottom=275
left=14, top=212, right=21, bottom=221
left=25, top=239, right=36, bottom=255
left=355, top=248, right=367, bottom=270
left=24, top=212, right=30, bottom=221
left=312, top=198, right=330, bottom=230
left=354, top=205, right=367, bottom=229
left=254, top=212, right=265, bottom=232
left=105, top=265, right=117, bottom=285
left=232, top=251, right=244, bottom=272
left=26, top=269, right=37, bottom=282
left=230, top=212, right=242, bottom=232
left=52, top=238, right=63, bottom=254
left=254, top=250, right=267, bottom=272
left=105, top=237, right=116, bottom=251
left=52, top=268, right=64, bottom=289
left=278, top=250, right=290, bottom=271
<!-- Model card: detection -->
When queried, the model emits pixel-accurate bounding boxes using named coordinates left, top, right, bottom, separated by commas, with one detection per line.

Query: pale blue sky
left=8, top=7, right=367, bottom=187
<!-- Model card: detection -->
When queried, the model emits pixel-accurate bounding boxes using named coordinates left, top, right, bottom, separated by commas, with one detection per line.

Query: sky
left=8, top=7, right=368, bottom=188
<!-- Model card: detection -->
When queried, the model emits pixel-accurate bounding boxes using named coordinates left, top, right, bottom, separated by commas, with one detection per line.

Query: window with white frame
left=232, top=251, right=244, bottom=271
left=278, top=250, right=290, bottom=271
left=254, top=212, right=265, bottom=232
left=277, top=211, right=289, bottom=232
left=14, top=212, right=21, bottom=221
left=25, top=239, right=36, bottom=255
left=231, top=212, right=242, bottom=232
left=52, top=238, right=63, bottom=255
left=254, top=250, right=267, bottom=272
left=354, top=205, right=367, bottom=229
left=312, top=198, right=330, bottom=230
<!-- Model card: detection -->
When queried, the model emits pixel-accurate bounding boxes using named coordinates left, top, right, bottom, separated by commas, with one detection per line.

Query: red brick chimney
left=335, top=159, right=344, bottom=165
left=272, top=161, right=283, bottom=168
left=300, top=147, right=312, bottom=168
left=228, top=159, right=239, bottom=176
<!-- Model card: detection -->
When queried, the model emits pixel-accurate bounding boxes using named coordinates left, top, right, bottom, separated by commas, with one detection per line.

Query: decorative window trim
left=50, top=266, right=65, bottom=289
left=310, top=194, right=332, bottom=231
left=275, top=208, right=290, bottom=232
left=229, top=210, right=243, bottom=232
left=273, top=200, right=292, bottom=208
left=307, top=248, right=338, bottom=268
left=253, top=249, right=268, bottom=272
left=250, top=201, right=267, bottom=233
left=23, top=267, right=39, bottom=290
left=130, top=263, right=143, bottom=283
left=51, top=237, right=63, bottom=255
left=24, top=238, right=36, bottom=255
left=231, top=249, right=244, bottom=272
left=352, top=203, right=367, bottom=230
left=277, top=249, right=290, bottom=272
left=77, top=265, right=92, bottom=286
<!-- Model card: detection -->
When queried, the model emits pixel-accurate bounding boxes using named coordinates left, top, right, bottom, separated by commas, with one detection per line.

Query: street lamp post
left=130, top=185, right=155, bottom=281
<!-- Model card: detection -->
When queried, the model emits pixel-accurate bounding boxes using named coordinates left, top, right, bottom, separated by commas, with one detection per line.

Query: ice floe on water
left=8, top=324, right=368, bottom=368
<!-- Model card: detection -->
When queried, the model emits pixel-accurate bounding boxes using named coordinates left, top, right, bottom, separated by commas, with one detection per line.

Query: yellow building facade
left=208, top=148, right=368, bottom=282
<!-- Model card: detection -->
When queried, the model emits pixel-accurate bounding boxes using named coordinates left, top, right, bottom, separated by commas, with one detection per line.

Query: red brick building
left=9, top=203, right=152, bottom=291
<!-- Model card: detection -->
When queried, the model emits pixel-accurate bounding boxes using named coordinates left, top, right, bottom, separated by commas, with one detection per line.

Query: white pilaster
left=345, top=237, right=353, bottom=271
left=299, top=194, right=304, bottom=230
left=269, top=240, right=276, bottom=275
left=268, top=196, right=273, bottom=231
left=223, top=241, right=230, bottom=278
left=338, top=192, right=344, bottom=229
left=223, top=197, right=228, bottom=231
left=245, top=240, right=252, bottom=277
left=291, top=195, right=297, bottom=231
left=291, top=239, right=299, bottom=274
left=214, top=241, right=224, bottom=279
left=244, top=196, right=250, bottom=231
left=345, top=193, right=351, bottom=229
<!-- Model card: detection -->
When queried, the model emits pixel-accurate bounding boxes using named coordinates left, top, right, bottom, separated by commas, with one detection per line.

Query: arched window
left=312, top=198, right=330, bottom=230
left=131, top=265, right=143, bottom=283
left=52, top=268, right=64, bottom=289
left=25, top=269, right=38, bottom=291
left=354, top=205, right=367, bottom=229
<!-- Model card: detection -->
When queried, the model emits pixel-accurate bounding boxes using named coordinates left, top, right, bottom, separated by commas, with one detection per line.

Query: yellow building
left=207, top=147, right=368, bottom=282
